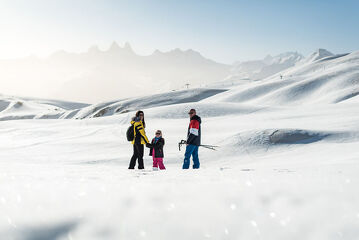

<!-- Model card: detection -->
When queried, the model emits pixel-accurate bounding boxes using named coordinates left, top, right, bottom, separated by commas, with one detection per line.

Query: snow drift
left=226, top=129, right=359, bottom=149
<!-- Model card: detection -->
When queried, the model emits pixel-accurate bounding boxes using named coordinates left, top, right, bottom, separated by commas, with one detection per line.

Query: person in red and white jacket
left=183, top=109, right=201, bottom=169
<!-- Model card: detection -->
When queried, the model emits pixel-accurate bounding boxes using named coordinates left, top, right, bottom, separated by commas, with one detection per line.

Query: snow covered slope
left=217, top=52, right=304, bottom=87
left=1, top=99, right=359, bottom=240
left=0, top=88, right=227, bottom=120
left=303, top=48, right=334, bottom=63
left=68, top=88, right=227, bottom=119
left=0, top=95, right=89, bottom=121
left=208, top=49, right=359, bottom=105
left=1, top=49, right=359, bottom=240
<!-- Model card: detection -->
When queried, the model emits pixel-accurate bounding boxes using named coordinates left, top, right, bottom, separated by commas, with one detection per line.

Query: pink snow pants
left=152, top=149, right=166, bottom=170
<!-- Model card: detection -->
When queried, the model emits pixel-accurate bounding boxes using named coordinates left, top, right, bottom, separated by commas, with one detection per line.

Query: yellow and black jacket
left=131, top=119, right=149, bottom=145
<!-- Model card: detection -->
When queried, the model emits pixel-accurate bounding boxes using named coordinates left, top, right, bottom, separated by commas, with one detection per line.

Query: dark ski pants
left=183, top=144, right=200, bottom=169
left=129, top=144, right=144, bottom=169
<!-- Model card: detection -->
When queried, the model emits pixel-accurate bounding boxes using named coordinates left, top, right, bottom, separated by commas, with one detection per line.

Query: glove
left=146, top=143, right=152, bottom=148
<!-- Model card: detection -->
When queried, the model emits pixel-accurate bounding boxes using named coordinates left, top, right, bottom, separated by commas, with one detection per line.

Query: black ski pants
left=129, top=143, right=144, bottom=169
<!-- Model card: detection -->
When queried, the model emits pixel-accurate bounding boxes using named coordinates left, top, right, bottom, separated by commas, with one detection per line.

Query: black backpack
left=126, top=124, right=134, bottom=141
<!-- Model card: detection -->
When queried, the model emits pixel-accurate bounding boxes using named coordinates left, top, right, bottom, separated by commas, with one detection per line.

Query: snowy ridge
left=0, top=95, right=89, bottom=121
left=69, top=88, right=227, bottom=119
left=208, top=50, right=359, bottom=105
left=219, top=52, right=304, bottom=86
left=0, top=88, right=227, bottom=120
left=303, top=48, right=334, bottom=63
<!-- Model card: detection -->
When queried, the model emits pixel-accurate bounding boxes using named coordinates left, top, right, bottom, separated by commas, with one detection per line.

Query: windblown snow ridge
left=226, top=129, right=359, bottom=148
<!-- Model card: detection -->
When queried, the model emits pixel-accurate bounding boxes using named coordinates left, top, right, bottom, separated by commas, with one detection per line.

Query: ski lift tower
left=185, top=83, right=190, bottom=89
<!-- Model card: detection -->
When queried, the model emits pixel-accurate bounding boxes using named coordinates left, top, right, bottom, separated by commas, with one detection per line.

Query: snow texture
left=1, top=49, right=359, bottom=240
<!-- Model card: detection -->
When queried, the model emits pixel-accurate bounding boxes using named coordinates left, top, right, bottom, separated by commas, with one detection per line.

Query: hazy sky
left=1, top=0, right=358, bottom=63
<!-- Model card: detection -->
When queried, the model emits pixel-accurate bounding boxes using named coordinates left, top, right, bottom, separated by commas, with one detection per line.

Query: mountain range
left=1, top=42, right=310, bottom=103
left=1, top=48, right=358, bottom=121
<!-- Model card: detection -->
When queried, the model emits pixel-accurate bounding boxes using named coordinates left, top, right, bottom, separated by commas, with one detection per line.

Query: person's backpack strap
left=134, top=122, right=149, bottom=143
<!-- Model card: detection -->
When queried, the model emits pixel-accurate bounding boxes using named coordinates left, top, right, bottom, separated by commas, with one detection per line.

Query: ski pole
left=199, top=145, right=218, bottom=151
left=178, top=140, right=187, bottom=151
left=200, top=144, right=219, bottom=148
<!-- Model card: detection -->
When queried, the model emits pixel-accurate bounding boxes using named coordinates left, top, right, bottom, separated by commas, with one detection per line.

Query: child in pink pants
left=149, top=130, right=165, bottom=170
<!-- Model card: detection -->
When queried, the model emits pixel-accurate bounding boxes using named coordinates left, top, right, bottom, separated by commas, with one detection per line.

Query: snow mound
left=225, top=129, right=359, bottom=149
left=268, top=129, right=330, bottom=144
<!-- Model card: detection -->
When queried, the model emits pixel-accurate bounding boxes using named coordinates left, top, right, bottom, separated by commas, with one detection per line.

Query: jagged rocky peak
left=151, top=48, right=203, bottom=59
left=108, top=41, right=121, bottom=52
left=107, top=41, right=135, bottom=55
left=123, top=41, right=133, bottom=51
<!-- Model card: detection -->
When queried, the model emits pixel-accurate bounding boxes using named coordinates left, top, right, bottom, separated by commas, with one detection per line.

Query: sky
left=0, top=0, right=358, bottom=64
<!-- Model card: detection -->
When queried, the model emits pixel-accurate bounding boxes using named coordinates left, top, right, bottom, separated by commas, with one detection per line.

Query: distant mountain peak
left=185, top=48, right=202, bottom=56
left=88, top=45, right=100, bottom=53
left=165, top=48, right=203, bottom=58
left=306, top=48, right=334, bottom=62
left=263, top=54, right=273, bottom=63
left=170, top=48, right=182, bottom=54
left=107, top=41, right=135, bottom=55
left=108, top=41, right=121, bottom=51
left=316, top=48, right=333, bottom=54
left=229, top=51, right=304, bottom=81
left=123, top=42, right=134, bottom=52
left=48, top=49, right=70, bottom=59
left=152, top=48, right=202, bottom=58
left=261, top=52, right=303, bottom=65
left=152, top=49, right=163, bottom=55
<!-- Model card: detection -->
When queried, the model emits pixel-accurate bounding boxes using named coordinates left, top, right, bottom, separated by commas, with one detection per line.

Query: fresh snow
left=303, top=48, right=334, bottom=63
left=207, top=50, right=359, bottom=105
left=1, top=49, right=359, bottom=240
left=0, top=95, right=89, bottom=121
left=1, top=103, right=359, bottom=240
left=219, top=52, right=304, bottom=86
left=0, top=88, right=226, bottom=120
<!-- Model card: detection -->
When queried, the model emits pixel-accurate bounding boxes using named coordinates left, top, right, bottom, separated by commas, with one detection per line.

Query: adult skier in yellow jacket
left=129, top=110, right=149, bottom=169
